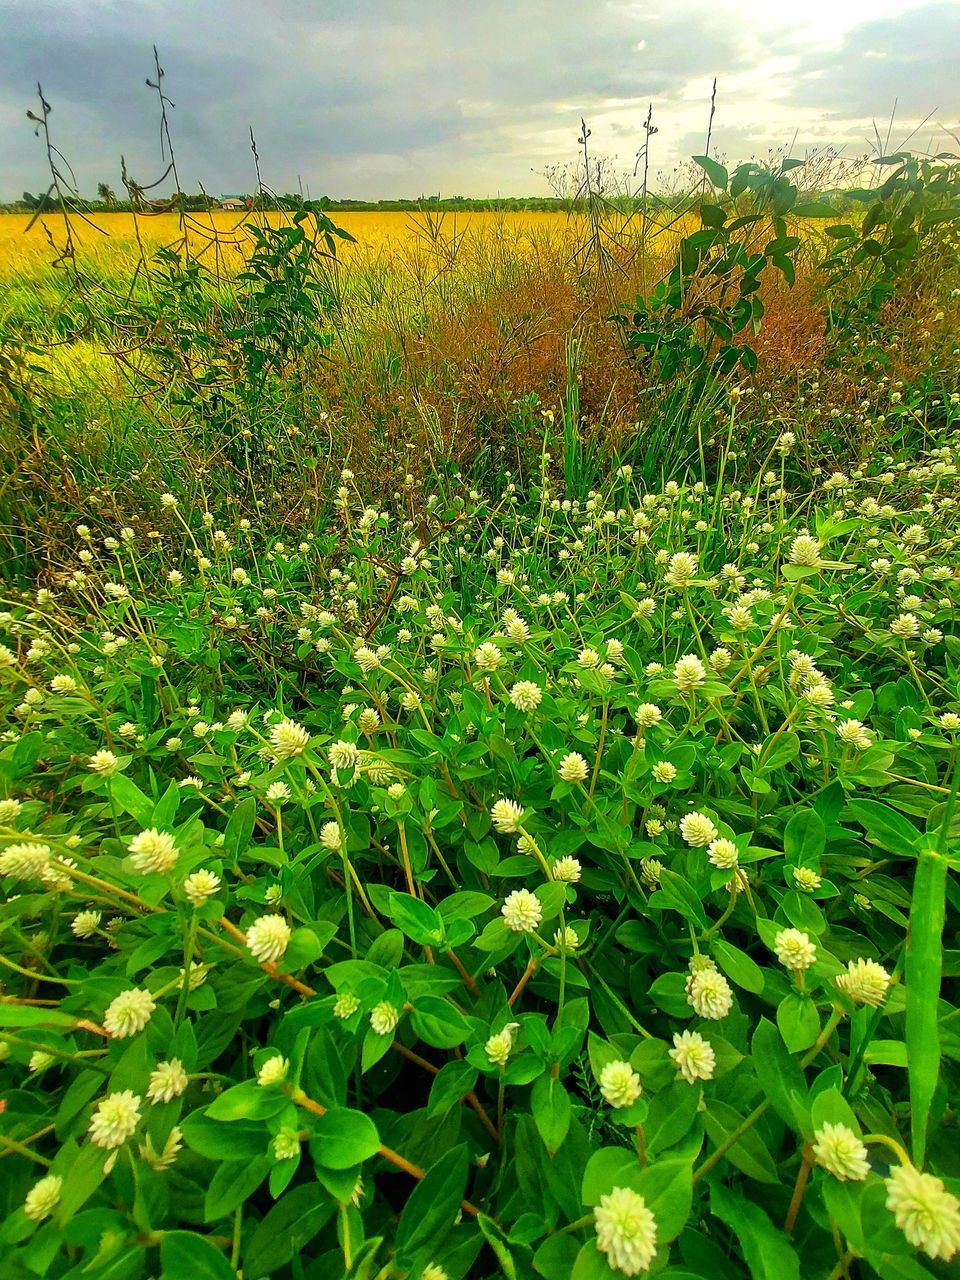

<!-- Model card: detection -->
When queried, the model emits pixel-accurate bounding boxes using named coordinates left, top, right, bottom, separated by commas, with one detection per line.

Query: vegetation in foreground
left=1, top=426, right=960, bottom=1279
left=2, top=72, right=960, bottom=1280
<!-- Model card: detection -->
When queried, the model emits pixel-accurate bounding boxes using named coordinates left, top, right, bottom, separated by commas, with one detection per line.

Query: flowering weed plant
left=1, top=429, right=960, bottom=1279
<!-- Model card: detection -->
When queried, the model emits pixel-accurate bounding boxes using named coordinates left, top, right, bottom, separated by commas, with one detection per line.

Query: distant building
left=219, top=195, right=251, bottom=211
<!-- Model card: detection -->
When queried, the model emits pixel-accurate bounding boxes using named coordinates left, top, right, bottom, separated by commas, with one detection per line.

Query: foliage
left=2, top=425, right=960, bottom=1279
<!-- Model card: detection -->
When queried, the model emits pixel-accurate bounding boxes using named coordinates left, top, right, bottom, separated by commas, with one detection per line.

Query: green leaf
left=410, top=996, right=471, bottom=1048
left=701, top=1100, right=780, bottom=1183
left=205, top=1081, right=287, bottom=1122
left=312, top=1107, right=380, bottom=1169
left=427, top=1060, right=479, bottom=1118
left=243, top=1184, right=334, bottom=1277
left=783, top=808, right=826, bottom=863
left=712, top=940, right=764, bottom=994
left=389, top=891, right=442, bottom=944
left=644, top=1081, right=701, bottom=1156
left=109, top=774, right=155, bottom=826
left=693, top=156, right=728, bottom=191
left=846, top=799, right=920, bottom=858
left=777, top=993, right=820, bottom=1053
left=582, top=1148, right=641, bottom=1205
left=223, top=795, right=257, bottom=861
left=395, top=1144, right=469, bottom=1261
left=751, top=1018, right=809, bottom=1131
left=161, top=1231, right=237, bottom=1280
left=531, top=1074, right=571, bottom=1154
left=203, top=1157, right=271, bottom=1222
left=905, top=848, right=947, bottom=1165
left=0, top=1005, right=77, bottom=1028
left=711, top=1184, right=801, bottom=1280
left=655, top=868, right=708, bottom=929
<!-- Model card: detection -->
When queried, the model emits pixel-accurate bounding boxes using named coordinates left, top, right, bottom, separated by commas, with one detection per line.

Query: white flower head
left=774, top=928, right=817, bottom=971
left=686, top=967, right=733, bottom=1020
left=812, top=1122, right=870, bottom=1181
left=558, top=752, right=589, bottom=783
left=246, top=914, right=291, bottom=964
left=502, top=888, right=542, bottom=933
left=594, top=1186, right=658, bottom=1275
left=183, top=869, right=221, bottom=906
left=257, top=1055, right=289, bottom=1087
left=128, top=828, right=178, bottom=876
left=491, top=798, right=524, bottom=834
left=835, top=957, right=891, bottom=1007
left=885, top=1163, right=960, bottom=1261
left=270, top=718, right=310, bottom=760
left=146, top=1058, right=189, bottom=1103
left=89, top=1090, right=142, bottom=1149
left=24, top=1174, right=62, bottom=1221
left=599, top=1060, right=642, bottom=1109
left=669, top=1030, right=716, bottom=1083
left=104, top=988, right=156, bottom=1039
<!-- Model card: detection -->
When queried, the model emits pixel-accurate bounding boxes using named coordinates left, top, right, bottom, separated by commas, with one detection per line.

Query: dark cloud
left=0, top=0, right=952, bottom=199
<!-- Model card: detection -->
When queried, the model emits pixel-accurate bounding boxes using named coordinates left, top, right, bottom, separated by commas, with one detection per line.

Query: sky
left=1, top=0, right=957, bottom=201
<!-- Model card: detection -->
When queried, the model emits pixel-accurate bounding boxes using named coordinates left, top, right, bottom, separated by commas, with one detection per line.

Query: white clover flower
left=665, top=551, right=698, bottom=589
left=634, top=703, right=662, bottom=731
left=265, top=781, right=291, bottom=804
left=246, top=914, right=291, bottom=964
left=333, top=993, right=359, bottom=1019
left=686, top=967, right=733, bottom=1019
left=555, top=925, right=580, bottom=949
left=357, top=708, right=380, bottom=734
left=24, top=1174, right=62, bottom=1221
left=836, top=719, right=873, bottom=750
left=774, top=928, right=817, bottom=971
left=88, top=750, right=119, bottom=775
left=835, top=957, right=891, bottom=1007
left=319, top=821, right=343, bottom=852
left=474, top=642, right=504, bottom=672
left=257, top=1055, right=289, bottom=1087
left=890, top=612, right=920, bottom=640
left=490, top=798, right=524, bottom=834
left=128, top=828, right=179, bottom=876
left=679, top=811, right=718, bottom=848
left=273, top=1128, right=301, bottom=1161
left=421, top=1265, right=448, bottom=1280
left=104, top=988, right=156, bottom=1039
left=89, top=1090, right=142, bottom=1149
left=0, top=841, right=52, bottom=881
left=328, top=740, right=359, bottom=772
left=707, top=838, right=739, bottom=869
left=651, top=761, right=677, bottom=784
left=146, top=1058, right=189, bottom=1103
left=789, top=535, right=821, bottom=567
left=370, top=1002, right=399, bottom=1036
left=674, top=654, right=706, bottom=693
left=812, top=1122, right=870, bottom=1181
left=594, top=1186, right=658, bottom=1276
left=509, top=680, right=542, bottom=712
left=938, top=712, right=960, bottom=732
left=578, top=647, right=601, bottom=669
left=885, top=1164, right=960, bottom=1261
left=669, top=1029, right=716, bottom=1083
left=71, top=909, right=101, bottom=938
left=50, top=674, right=78, bottom=693
left=353, top=645, right=380, bottom=673
left=0, top=797, right=22, bottom=823
left=183, top=869, right=221, bottom=906
left=793, top=866, right=822, bottom=891
left=502, top=888, right=542, bottom=933
left=484, top=1022, right=520, bottom=1067
left=599, top=1060, right=642, bottom=1108
left=270, top=718, right=310, bottom=760
left=552, top=855, right=582, bottom=883
left=558, top=752, right=589, bottom=783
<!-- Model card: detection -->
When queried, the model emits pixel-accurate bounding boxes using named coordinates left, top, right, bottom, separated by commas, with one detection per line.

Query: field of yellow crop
left=0, top=210, right=600, bottom=280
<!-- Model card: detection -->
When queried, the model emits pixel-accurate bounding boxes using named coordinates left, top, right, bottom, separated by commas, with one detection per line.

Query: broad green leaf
left=395, top=1143, right=469, bottom=1261
left=711, top=1183, right=801, bottom=1280
left=701, top=1100, right=779, bottom=1183
left=531, top=1073, right=571, bottom=1154
left=311, top=1107, right=380, bottom=1169
left=161, top=1231, right=237, bottom=1280
left=693, top=155, right=728, bottom=190
left=905, top=848, right=947, bottom=1165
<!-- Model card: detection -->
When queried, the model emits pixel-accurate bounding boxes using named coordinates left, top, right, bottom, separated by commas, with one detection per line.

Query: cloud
left=0, top=0, right=954, bottom=199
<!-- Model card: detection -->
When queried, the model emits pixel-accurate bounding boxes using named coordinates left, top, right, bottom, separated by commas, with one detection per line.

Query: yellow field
left=0, top=210, right=600, bottom=280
